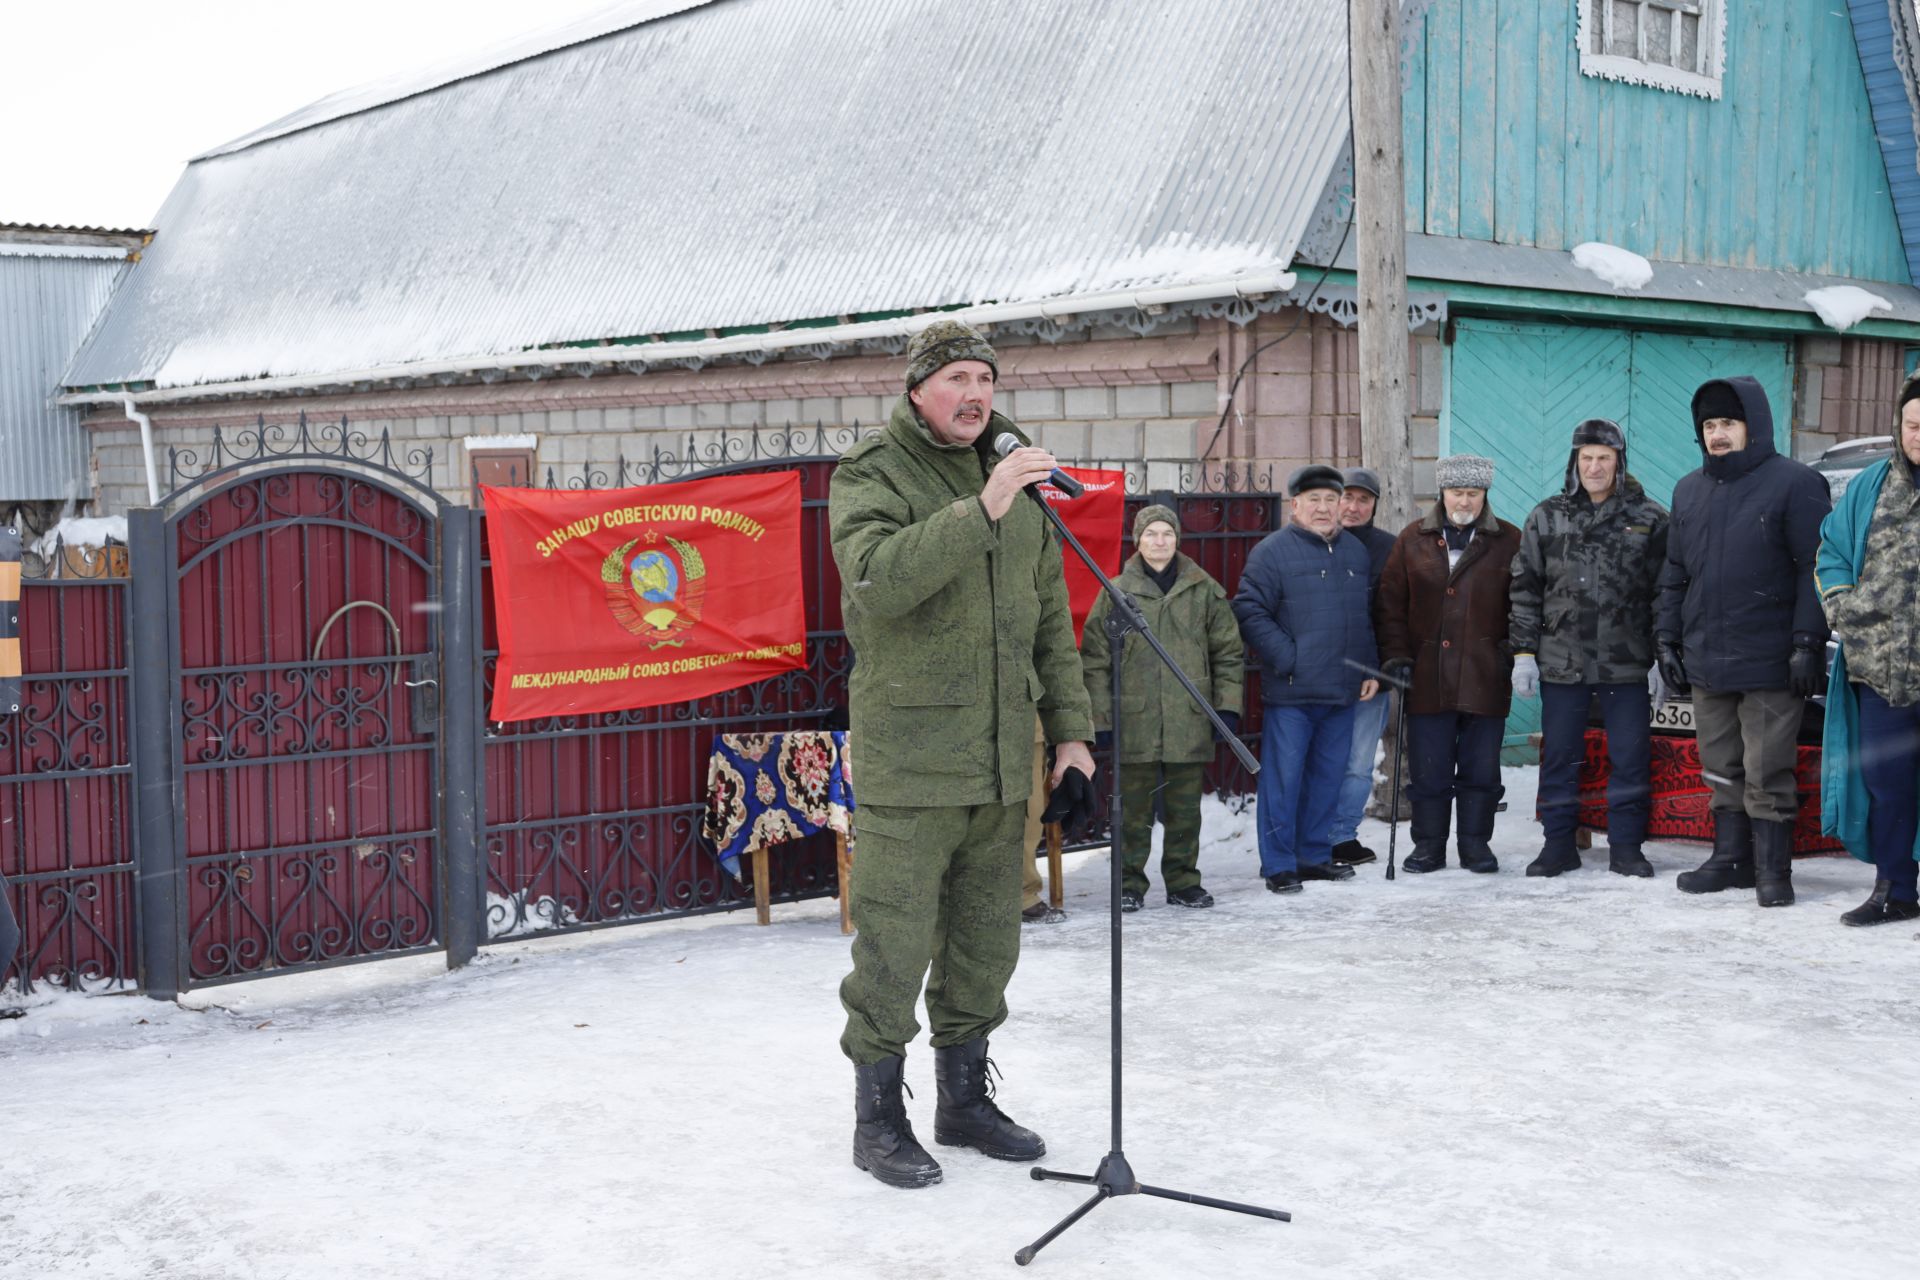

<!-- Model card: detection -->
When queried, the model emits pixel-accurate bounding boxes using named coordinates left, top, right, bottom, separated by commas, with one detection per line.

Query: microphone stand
left=1015, top=488, right=1288, bottom=1267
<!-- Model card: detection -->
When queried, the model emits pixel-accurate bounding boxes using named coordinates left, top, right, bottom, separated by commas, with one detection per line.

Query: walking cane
left=1385, top=686, right=1408, bottom=881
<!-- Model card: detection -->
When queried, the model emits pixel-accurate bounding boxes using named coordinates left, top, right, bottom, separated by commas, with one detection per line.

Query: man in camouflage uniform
left=1079, top=503, right=1244, bottom=912
left=1509, top=419, right=1670, bottom=878
left=831, top=319, right=1095, bottom=1189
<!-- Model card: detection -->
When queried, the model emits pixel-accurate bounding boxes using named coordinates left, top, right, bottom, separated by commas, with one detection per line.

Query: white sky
left=0, top=0, right=632, bottom=230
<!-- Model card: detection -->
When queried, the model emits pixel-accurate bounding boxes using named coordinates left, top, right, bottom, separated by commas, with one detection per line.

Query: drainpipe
left=122, top=396, right=161, bottom=504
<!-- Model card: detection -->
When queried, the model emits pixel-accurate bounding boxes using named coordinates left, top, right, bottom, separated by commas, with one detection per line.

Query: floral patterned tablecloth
left=701, top=731, right=854, bottom=879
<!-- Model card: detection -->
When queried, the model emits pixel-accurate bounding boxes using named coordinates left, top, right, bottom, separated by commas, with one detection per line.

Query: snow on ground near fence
left=4, top=766, right=1917, bottom=1279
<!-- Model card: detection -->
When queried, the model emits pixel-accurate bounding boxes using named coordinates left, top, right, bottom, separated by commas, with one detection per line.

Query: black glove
left=1213, top=710, right=1241, bottom=741
left=1655, top=639, right=1690, bottom=697
left=1093, top=729, right=1113, bottom=753
left=1789, top=644, right=1824, bottom=698
left=1381, top=657, right=1414, bottom=686
left=1040, top=765, right=1096, bottom=837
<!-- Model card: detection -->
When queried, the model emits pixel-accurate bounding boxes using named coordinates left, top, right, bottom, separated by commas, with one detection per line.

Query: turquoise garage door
left=1444, top=317, right=1794, bottom=748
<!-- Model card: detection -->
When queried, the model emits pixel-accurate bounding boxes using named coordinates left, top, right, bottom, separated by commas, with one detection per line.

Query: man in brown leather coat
left=1375, top=454, right=1523, bottom=873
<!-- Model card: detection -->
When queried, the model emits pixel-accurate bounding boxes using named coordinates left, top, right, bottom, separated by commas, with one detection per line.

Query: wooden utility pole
left=1349, top=0, right=1414, bottom=530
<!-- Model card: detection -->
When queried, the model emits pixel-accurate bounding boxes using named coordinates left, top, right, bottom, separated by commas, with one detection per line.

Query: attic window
left=1578, top=0, right=1724, bottom=100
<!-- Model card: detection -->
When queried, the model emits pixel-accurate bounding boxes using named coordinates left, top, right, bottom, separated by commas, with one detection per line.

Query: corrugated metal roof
left=64, top=0, right=1350, bottom=391
left=1, top=253, right=125, bottom=500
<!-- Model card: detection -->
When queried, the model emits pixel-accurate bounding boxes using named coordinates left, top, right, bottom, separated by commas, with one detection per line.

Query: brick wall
left=83, top=306, right=1441, bottom=512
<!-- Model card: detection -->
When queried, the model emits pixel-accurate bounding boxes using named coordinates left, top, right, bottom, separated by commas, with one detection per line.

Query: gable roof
left=64, top=0, right=1349, bottom=394
left=1848, top=0, right=1920, bottom=283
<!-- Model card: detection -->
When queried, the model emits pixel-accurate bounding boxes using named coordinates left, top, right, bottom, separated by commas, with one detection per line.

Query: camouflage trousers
left=1118, top=762, right=1206, bottom=898
left=839, top=800, right=1026, bottom=1065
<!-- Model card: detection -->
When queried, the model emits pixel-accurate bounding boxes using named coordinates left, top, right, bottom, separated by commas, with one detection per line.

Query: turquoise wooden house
left=1299, top=0, right=1920, bottom=743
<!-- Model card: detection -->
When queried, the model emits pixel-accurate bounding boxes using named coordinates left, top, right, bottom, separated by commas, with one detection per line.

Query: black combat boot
left=1839, top=880, right=1920, bottom=927
left=1608, top=844, right=1654, bottom=877
left=1676, top=810, right=1755, bottom=894
left=1454, top=789, right=1500, bottom=874
left=932, top=1038, right=1046, bottom=1161
left=1752, top=819, right=1796, bottom=908
left=853, top=1055, right=942, bottom=1188
left=1525, top=836, right=1582, bottom=877
left=1400, top=798, right=1451, bottom=874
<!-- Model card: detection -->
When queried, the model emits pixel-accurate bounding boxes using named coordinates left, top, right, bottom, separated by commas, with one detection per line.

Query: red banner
left=1039, top=467, right=1126, bottom=645
left=482, top=472, right=806, bottom=721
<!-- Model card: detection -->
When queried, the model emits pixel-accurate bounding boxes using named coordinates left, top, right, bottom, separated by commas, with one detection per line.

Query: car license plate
left=1651, top=699, right=1695, bottom=733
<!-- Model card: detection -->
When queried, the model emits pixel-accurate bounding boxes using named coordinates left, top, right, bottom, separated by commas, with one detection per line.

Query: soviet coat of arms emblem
left=602, top=533, right=708, bottom=647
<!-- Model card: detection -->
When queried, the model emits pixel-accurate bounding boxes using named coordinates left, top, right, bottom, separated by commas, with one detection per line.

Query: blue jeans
left=1539, top=680, right=1651, bottom=849
left=1330, top=691, right=1392, bottom=845
left=1856, top=685, right=1920, bottom=902
left=1256, top=703, right=1356, bottom=875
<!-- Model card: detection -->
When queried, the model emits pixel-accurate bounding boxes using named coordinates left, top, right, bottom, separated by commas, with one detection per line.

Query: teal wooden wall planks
left=1405, top=0, right=1912, bottom=284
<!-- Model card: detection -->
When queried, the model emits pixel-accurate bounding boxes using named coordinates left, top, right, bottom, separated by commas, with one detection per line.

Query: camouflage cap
left=904, top=319, right=998, bottom=389
left=1132, top=503, right=1180, bottom=541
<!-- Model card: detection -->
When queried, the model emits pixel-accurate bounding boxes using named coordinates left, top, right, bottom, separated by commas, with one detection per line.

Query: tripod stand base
left=1015, top=1151, right=1289, bottom=1265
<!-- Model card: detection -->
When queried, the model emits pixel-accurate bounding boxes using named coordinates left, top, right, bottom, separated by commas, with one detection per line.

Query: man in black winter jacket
left=1656, top=377, right=1830, bottom=908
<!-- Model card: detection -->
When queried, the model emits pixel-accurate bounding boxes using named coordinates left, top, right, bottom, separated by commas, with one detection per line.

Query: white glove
left=1647, top=663, right=1668, bottom=713
left=1511, top=654, right=1540, bottom=700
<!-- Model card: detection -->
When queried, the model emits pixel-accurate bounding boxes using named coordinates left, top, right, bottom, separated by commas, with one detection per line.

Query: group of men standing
left=824, top=317, right=1920, bottom=1193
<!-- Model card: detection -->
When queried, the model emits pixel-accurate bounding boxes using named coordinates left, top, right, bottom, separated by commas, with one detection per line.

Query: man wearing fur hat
left=830, top=318, right=1095, bottom=1189
left=1376, top=455, right=1523, bottom=873
left=1233, top=465, right=1381, bottom=894
left=1657, top=378, right=1829, bottom=908
left=1080, top=504, right=1244, bottom=912
left=1509, top=419, right=1670, bottom=878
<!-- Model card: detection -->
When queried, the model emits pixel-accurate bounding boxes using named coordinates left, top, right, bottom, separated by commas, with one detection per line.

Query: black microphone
left=992, top=432, right=1083, bottom=498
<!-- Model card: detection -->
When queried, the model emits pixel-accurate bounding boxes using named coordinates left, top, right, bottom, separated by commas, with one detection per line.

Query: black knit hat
left=1288, top=464, right=1347, bottom=497
left=1900, top=370, right=1920, bottom=415
left=1693, top=381, right=1746, bottom=425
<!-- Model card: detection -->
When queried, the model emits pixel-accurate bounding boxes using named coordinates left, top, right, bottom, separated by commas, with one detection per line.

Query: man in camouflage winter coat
left=830, top=319, right=1095, bottom=1189
left=1080, top=503, right=1244, bottom=913
left=1509, top=419, right=1670, bottom=878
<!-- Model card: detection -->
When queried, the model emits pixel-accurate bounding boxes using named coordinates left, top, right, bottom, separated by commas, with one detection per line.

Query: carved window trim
left=1577, top=0, right=1725, bottom=100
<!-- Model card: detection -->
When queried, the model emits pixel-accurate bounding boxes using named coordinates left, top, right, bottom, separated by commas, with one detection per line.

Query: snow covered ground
left=5, top=766, right=1917, bottom=1280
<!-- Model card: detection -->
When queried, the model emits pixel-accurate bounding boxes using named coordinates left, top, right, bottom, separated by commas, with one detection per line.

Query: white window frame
left=1576, top=0, right=1725, bottom=100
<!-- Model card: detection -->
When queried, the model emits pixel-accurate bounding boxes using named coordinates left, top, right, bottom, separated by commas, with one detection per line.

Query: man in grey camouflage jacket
left=1509, top=419, right=1671, bottom=878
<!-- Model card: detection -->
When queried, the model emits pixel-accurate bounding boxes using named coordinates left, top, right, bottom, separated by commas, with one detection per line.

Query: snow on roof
left=63, top=0, right=1350, bottom=392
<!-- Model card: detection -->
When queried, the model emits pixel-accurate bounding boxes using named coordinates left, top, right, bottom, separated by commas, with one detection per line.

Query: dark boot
left=1400, top=798, right=1450, bottom=874
left=1525, top=836, right=1581, bottom=878
left=1454, top=789, right=1500, bottom=874
left=1839, top=880, right=1920, bottom=927
left=1607, top=844, right=1655, bottom=877
left=933, top=1039, right=1045, bottom=1161
left=1331, top=839, right=1378, bottom=866
left=1676, top=810, right=1755, bottom=894
left=853, top=1056, right=942, bottom=1188
left=1753, top=819, right=1796, bottom=908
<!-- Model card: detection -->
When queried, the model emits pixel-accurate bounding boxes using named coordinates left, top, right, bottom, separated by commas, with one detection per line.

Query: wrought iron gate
left=126, top=423, right=466, bottom=992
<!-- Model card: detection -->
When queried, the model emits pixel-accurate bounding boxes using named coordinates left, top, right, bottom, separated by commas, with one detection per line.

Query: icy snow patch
left=486, top=890, right=581, bottom=938
left=1571, top=242, right=1653, bottom=291
left=28, top=515, right=128, bottom=559
left=1805, top=285, right=1893, bottom=332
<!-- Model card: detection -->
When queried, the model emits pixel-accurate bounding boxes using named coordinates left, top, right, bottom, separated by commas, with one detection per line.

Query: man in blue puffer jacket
left=1233, top=464, right=1382, bottom=894
left=1656, top=377, right=1829, bottom=908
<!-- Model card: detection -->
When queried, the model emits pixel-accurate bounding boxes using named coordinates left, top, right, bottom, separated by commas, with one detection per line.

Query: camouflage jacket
left=1080, top=553, right=1245, bottom=765
left=829, top=396, right=1094, bottom=808
left=1822, top=455, right=1920, bottom=706
left=1509, top=477, right=1670, bottom=685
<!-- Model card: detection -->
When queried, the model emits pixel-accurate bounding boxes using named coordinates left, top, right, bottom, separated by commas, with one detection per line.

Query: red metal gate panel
left=169, top=471, right=442, bottom=982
